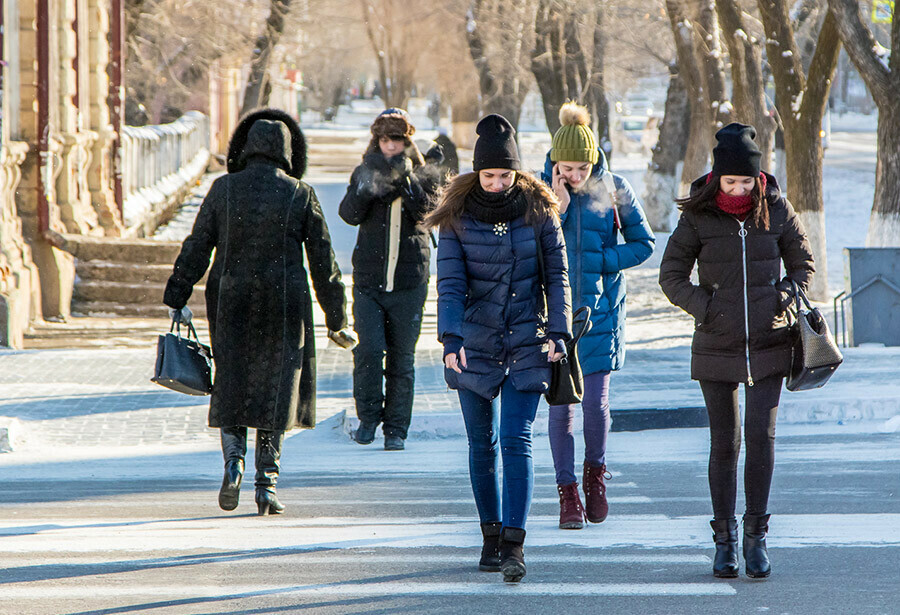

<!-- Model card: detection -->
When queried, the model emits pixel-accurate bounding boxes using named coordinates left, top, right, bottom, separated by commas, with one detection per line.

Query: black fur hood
left=227, top=108, right=307, bottom=180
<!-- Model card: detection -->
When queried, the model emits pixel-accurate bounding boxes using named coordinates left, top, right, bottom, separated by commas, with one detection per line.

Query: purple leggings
left=548, top=371, right=611, bottom=485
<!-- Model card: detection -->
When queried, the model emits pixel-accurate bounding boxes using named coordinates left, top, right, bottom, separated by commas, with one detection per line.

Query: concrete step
left=72, top=280, right=206, bottom=305
left=71, top=299, right=207, bottom=319
left=76, top=261, right=207, bottom=285
left=59, top=235, right=182, bottom=264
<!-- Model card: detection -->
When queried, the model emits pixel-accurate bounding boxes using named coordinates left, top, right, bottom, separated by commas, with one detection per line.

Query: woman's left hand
left=547, top=338, right=566, bottom=362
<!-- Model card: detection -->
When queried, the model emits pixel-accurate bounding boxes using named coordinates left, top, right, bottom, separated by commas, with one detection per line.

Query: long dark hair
left=424, top=171, right=559, bottom=230
left=677, top=174, right=770, bottom=230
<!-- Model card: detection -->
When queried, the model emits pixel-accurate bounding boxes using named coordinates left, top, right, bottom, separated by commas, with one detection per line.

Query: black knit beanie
left=712, top=122, right=762, bottom=177
left=473, top=114, right=520, bottom=171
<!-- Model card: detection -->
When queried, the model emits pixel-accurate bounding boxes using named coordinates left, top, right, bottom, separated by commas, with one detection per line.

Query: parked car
left=612, top=115, right=659, bottom=156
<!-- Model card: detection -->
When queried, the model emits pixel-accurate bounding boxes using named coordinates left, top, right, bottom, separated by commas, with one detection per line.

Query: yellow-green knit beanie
left=550, top=102, right=599, bottom=164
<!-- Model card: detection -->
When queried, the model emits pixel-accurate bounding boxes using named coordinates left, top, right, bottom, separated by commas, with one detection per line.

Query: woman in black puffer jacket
left=659, top=123, right=814, bottom=580
left=427, top=114, right=571, bottom=583
left=339, top=109, right=442, bottom=451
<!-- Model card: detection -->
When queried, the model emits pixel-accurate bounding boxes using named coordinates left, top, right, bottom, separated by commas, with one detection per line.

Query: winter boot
left=353, top=421, right=378, bottom=445
left=743, top=513, right=772, bottom=578
left=499, top=527, right=527, bottom=583
left=254, top=430, right=286, bottom=516
left=557, top=483, right=586, bottom=529
left=710, top=518, right=739, bottom=578
left=384, top=435, right=405, bottom=451
left=583, top=463, right=611, bottom=523
left=218, top=427, right=247, bottom=511
left=478, top=522, right=502, bottom=572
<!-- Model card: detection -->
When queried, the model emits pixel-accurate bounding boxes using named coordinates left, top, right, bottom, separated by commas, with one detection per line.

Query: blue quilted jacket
left=437, top=200, right=571, bottom=400
left=541, top=150, right=655, bottom=374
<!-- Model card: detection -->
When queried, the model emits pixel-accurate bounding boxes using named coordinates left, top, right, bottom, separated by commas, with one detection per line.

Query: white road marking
left=0, top=582, right=737, bottom=598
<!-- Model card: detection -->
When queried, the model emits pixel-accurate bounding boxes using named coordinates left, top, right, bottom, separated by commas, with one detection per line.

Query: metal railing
left=121, top=111, right=211, bottom=230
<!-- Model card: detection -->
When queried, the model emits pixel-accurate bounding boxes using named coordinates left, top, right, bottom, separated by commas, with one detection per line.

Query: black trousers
left=699, top=375, right=782, bottom=520
left=352, top=284, right=427, bottom=439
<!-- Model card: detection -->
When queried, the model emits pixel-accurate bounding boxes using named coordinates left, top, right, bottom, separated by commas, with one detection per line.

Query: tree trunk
left=696, top=0, right=731, bottom=127
left=757, top=2, right=840, bottom=300
left=827, top=0, right=900, bottom=246
left=643, top=67, right=690, bottom=231
left=587, top=2, right=610, bottom=150
left=532, top=0, right=566, bottom=134
left=716, top=0, right=775, bottom=169
left=241, top=0, right=292, bottom=116
left=666, top=0, right=711, bottom=192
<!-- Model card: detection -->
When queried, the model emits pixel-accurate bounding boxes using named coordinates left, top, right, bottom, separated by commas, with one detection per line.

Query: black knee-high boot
left=743, top=513, right=772, bottom=578
left=255, top=430, right=285, bottom=516
left=710, top=518, right=739, bottom=578
left=218, top=427, right=247, bottom=511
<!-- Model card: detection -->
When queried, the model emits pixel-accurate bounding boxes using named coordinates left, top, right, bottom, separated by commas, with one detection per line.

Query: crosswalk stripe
left=0, top=582, right=737, bottom=598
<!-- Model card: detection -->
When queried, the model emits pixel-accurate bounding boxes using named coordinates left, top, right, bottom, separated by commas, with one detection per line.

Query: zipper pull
left=748, top=376, right=754, bottom=387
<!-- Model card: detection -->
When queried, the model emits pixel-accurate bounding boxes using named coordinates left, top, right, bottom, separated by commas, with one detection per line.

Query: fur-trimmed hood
left=227, top=108, right=307, bottom=179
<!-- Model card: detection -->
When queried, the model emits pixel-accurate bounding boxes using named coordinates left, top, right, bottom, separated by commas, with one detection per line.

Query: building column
left=85, top=0, right=122, bottom=235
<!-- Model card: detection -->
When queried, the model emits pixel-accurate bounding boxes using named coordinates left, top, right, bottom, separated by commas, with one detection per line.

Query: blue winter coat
left=437, top=180, right=572, bottom=400
left=541, top=150, right=655, bottom=374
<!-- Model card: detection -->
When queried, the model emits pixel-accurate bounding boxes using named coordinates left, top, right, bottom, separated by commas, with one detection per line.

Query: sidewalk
left=3, top=259, right=899, bottom=455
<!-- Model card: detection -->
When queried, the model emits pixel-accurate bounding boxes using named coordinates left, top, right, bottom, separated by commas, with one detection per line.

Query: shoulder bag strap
left=600, top=172, right=622, bottom=231
left=532, top=224, right=548, bottom=315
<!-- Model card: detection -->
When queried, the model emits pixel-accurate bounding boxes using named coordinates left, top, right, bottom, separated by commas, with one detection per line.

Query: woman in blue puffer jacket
left=541, top=103, right=655, bottom=530
left=426, top=114, right=571, bottom=583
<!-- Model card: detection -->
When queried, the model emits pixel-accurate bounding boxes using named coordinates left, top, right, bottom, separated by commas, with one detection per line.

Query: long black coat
left=659, top=173, right=814, bottom=384
left=338, top=151, right=438, bottom=291
left=164, top=111, right=347, bottom=431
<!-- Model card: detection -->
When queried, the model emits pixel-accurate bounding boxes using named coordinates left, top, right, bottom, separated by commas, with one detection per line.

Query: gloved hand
left=168, top=306, right=193, bottom=324
left=328, top=328, right=358, bottom=350
left=775, top=277, right=795, bottom=312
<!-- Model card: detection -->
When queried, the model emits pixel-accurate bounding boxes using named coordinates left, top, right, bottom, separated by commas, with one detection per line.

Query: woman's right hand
left=444, top=347, right=467, bottom=373
left=551, top=164, right=571, bottom=213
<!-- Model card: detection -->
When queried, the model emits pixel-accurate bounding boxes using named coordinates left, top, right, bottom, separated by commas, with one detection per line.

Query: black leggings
left=699, top=375, right=782, bottom=520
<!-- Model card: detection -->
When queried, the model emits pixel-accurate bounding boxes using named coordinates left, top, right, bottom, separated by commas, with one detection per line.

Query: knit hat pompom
left=559, top=102, right=591, bottom=127
left=551, top=102, right=599, bottom=164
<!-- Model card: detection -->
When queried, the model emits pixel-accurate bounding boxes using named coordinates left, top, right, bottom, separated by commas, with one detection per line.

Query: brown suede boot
left=557, top=483, right=586, bottom=529
left=583, top=463, right=611, bottom=523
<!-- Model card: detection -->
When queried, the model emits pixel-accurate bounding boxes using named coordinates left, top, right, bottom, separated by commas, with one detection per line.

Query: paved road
left=1, top=423, right=897, bottom=614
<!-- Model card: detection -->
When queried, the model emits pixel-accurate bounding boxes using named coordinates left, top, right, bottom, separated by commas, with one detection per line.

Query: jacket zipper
left=738, top=219, right=754, bottom=387
left=575, top=197, right=582, bottom=304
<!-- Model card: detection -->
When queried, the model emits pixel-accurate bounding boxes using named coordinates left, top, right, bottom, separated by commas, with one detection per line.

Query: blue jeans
left=458, top=378, right=541, bottom=530
left=548, top=371, right=611, bottom=485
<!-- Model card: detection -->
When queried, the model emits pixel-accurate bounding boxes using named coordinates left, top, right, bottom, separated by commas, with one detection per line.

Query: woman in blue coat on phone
left=541, top=102, right=655, bottom=529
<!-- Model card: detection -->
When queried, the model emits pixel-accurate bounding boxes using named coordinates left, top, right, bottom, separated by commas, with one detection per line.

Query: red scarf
left=707, top=173, right=767, bottom=220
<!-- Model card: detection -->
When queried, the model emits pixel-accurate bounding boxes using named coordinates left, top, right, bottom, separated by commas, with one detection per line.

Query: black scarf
left=465, top=183, right=528, bottom=224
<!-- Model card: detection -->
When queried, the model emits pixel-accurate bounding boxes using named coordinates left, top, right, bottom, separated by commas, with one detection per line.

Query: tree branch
left=827, top=0, right=892, bottom=103
left=800, top=9, right=840, bottom=123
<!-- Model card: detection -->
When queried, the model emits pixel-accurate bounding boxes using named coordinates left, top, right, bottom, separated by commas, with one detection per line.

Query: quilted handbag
left=786, top=280, right=843, bottom=391
left=151, top=317, right=213, bottom=396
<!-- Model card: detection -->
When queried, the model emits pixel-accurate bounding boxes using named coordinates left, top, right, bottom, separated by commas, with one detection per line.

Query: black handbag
left=786, top=280, right=843, bottom=391
left=151, top=317, right=213, bottom=396
left=546, top=306, right=593, bottom=405
left=532, top=226, right=592, bottom=405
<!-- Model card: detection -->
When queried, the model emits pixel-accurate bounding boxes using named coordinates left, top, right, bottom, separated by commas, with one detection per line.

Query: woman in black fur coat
left=164, top=109, right=354, bottom=515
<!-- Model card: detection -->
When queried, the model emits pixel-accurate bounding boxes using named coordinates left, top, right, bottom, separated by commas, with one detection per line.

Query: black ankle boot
left=710, top=518, right=739, bottom=578
left=255, top=430, right=286, bottom=516
left=499, top=527, right=526, bottom=583
left=218, top=427, right=247, bottom=511
left=479, top=522, right=502, bottom=572
left=743, top=513, right=771, bottom=578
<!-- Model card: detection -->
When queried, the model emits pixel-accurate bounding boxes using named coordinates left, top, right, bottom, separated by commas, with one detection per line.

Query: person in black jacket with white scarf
left=660, top=123, right=814, bottom=580
left=339, top=109, right=441, bottom=451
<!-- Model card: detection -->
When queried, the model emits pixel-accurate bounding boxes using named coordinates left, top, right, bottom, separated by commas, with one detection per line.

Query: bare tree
left=241, top=0, right=294, bottom=116
left=466, top=0, right=537, bottom=129
left=642, top=65, right=690, bottom=231
left=828, top=0, right=900, bottom=247
left=360, top=0, right=436, bottom=109
left=757, top=0, right=840, bottom=300
left=715, top=0, right=776, bottom=168
left=531, top=0, right=610, bottom=142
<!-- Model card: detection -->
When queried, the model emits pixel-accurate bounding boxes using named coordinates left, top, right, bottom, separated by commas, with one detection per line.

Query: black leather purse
left=786, top=279, right=843, bottom=391
left=151, top=317, right=213, bottom=396
left=546, top=306, right=593, bottom=405
left=533, top=226, right=592, bottom=405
